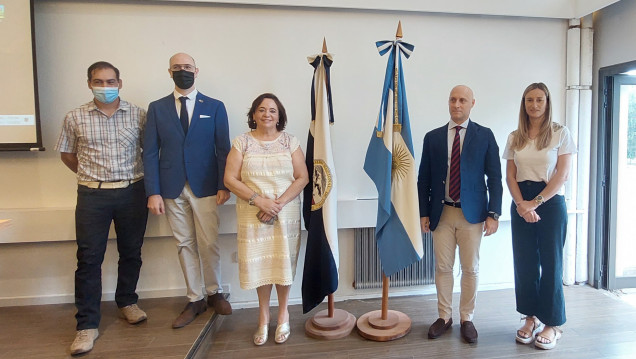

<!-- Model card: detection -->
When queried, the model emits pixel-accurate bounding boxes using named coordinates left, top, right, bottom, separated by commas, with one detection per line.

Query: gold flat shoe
left=253, top=324, right=268, bottom=346
left=275, top=322, right=290, bottom=344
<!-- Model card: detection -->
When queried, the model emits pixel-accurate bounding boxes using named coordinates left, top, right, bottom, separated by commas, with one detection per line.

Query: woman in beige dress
left=224, top=93, right=309, bottom=345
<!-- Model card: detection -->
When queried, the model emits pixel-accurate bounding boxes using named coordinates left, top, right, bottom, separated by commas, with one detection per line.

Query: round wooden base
left=356, top=310, right=411, bottom=341
left=305, top=308, right=356, bottom=340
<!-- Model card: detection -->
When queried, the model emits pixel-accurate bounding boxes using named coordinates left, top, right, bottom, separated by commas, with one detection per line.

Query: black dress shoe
left=428, top=318, right=453, bottom=339
left=172, top=299, right=207, bottom=329
left=460, top=321, right=478, bottom=343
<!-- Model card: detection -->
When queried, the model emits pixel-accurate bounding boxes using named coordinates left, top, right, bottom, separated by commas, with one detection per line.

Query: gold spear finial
left=322, top=37, right=328, bottom=53
left=393, top=21, right=403, bottom=133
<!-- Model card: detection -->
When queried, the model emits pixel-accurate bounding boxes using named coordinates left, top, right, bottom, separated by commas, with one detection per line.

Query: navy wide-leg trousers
left=510, top=181, right=567, bottom=326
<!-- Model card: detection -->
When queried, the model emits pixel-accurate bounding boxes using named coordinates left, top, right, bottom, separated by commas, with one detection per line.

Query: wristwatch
left=248, top=193, right=258, bottom=206
left=487, top=212, right=500, bottom=221
left=534, top=195, right=545, bottom=206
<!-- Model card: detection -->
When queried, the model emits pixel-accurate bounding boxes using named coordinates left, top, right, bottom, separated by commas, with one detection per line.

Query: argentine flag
left=363, top=39, right=423, bottom=276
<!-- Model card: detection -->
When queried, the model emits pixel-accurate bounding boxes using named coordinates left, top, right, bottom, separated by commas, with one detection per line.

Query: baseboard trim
left=0, top=282, right=514, bottom=308
left=0, top=288, right=186, bottom=307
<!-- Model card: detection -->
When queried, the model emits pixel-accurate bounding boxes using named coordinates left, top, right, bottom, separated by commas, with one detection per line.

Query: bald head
left=448, top=85, right=475, bottom=124
left=451, top=85, right=473, bottom=100
left=169, top=53, right=196, bottom=68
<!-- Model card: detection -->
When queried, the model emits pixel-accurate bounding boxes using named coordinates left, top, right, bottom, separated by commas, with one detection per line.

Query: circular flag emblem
left=311, top=159, right=333, bottom=211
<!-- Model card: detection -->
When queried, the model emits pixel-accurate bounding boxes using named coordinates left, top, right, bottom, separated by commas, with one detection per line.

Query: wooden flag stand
left=356, top=274, right=411, bottom=341
left=357, top=21, right=412, bottom=342
left=305, top=293, right=356, bottom=339
left=304, top=38, right=356, bottom=340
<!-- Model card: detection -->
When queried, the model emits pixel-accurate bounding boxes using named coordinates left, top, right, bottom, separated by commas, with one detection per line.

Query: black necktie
left=179, top=96, right=188, bottom=135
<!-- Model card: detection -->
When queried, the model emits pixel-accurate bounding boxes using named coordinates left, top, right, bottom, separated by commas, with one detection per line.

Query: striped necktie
left=449, top=125, right=461, bottom=202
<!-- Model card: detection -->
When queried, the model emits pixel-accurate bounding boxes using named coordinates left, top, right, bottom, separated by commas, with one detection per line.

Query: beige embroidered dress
left=233, top=131, right=301, bottom=290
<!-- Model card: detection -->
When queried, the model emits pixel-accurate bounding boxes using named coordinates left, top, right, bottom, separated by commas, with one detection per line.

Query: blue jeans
left=510, top=181, right=567, bottom=326
left=74, top=180, right=147, bottom=330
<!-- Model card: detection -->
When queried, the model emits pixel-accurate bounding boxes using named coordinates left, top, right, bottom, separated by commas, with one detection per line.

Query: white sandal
left=515, top=316, right=543, bottom=344
left=534, top=326, right=562, bottom=350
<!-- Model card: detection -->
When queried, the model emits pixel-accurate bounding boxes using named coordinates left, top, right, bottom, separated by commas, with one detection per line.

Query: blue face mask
left=92, top=86, right=119, bottom=104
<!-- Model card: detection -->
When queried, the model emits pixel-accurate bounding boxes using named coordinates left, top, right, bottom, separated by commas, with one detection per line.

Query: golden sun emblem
left=391, top=144, right=411, bottom=181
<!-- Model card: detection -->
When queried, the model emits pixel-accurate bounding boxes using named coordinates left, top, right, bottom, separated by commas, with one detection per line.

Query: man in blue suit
left=418, top=85, right=502, bottom=343
left=144, top=53, right=232, bottom=328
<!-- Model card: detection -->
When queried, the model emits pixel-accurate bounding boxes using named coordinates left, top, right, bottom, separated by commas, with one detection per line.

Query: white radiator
left=353, top=227, right=435, bottom=289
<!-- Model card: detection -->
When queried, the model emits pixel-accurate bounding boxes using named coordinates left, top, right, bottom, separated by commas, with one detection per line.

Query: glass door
left=608, top=74, right=636, bottom=289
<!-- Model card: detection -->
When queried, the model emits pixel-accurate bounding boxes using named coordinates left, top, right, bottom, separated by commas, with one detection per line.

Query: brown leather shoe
left=460, top=321, right=478, bottom=343
left=428, top=318, right=453, bottom=339
left=172, top=299, right=206, bottom=329
left=207, top=293, right=232, bottom=315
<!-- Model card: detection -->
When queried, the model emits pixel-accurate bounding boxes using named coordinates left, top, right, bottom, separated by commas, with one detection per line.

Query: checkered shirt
left=55, top=100, right=146, bottom=182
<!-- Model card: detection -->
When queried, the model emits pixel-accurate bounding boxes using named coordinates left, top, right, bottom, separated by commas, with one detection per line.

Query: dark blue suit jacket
left=417, top=120, right=502, bottom=231
left=143, top=92, right=231, bottom=199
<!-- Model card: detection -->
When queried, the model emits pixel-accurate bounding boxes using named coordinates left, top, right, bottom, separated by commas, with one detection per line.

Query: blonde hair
left=510, top=82, right=562, bottom=151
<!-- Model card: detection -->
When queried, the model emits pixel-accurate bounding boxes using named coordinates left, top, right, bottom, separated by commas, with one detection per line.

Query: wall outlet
left=231, top=251, right=238, bottom=263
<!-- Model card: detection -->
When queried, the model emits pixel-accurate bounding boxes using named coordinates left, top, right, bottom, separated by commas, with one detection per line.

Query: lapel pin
left=198, top=99, right=203, bottom=103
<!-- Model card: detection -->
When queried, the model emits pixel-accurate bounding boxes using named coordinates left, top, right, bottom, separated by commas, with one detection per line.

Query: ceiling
left=165, top=0, right=621, bottom=19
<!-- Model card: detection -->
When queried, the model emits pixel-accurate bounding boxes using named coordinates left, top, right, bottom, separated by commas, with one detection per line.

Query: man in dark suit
left=144, top=53, right=232, bottom=328
left=417, top=85, right=502, bottom=343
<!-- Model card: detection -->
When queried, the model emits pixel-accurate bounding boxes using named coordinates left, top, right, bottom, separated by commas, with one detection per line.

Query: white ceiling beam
left=157, top=0, right=621, bottom=19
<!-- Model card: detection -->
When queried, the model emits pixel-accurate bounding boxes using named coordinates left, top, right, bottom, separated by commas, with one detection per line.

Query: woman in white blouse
left=503, top=83, right=577, bottom=350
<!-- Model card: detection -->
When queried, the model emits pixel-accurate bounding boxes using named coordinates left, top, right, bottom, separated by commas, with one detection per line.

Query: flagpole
left=380, top=19, right=401, bottom=323
left=304, top=38, right=356, bottom=340
left=357, top=21, right=413, bottom=342
left=381, top=273, right=389, bottom=320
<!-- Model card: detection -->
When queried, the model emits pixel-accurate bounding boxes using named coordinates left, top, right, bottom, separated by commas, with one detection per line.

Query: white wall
left=589, top=0, right=636, bottom=284
left=0, top=0, right=567, bottom=307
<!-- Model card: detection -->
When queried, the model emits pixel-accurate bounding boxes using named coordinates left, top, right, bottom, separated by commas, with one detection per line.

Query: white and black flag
left=302, top=52, right=339, bottom=314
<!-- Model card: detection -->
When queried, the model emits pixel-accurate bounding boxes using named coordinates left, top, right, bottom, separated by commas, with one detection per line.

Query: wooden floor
left=0, top=296, right=212, bottom=359
left=1, top=285, right=635, bottom=358
left=203, top=285, right=636, bottom=359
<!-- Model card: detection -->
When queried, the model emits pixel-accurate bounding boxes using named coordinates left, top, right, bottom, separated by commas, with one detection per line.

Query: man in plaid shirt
left=55, top=61, right=148, bottom=356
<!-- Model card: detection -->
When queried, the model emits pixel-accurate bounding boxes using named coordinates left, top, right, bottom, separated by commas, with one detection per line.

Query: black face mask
left=172, top=70, right=195, bottom=90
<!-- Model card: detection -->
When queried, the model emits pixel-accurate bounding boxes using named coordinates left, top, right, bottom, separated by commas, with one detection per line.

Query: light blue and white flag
left=363, top=39, right=423, bottom=277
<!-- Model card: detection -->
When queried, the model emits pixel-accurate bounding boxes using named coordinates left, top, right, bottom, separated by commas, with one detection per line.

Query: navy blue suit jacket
left=417, top=120, right=502, bottom=231
left=143, top=92, right=231, bottom=199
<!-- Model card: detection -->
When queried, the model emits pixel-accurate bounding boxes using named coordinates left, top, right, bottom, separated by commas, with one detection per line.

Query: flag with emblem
left=363, top=36, right=423, bottom=276
left=301, top=50, right=339, bottom=314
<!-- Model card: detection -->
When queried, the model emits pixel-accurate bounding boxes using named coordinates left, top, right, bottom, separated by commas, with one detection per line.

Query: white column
left=563, top=18, right=581, bottom=285
left=575, top=15, right=593, bottom=283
